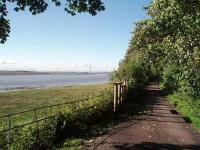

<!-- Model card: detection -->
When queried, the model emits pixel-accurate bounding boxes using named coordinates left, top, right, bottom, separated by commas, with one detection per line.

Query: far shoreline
left=0, top=82, right=109, bottom=93
left=0, top=71, right=111, bottom=76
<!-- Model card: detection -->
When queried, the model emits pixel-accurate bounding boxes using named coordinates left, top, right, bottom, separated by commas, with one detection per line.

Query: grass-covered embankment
left=168, top=92, right=200, bottom=130
left=0, top=84, right=114, bottom=150
left=0, top=84, right=108, bottom=116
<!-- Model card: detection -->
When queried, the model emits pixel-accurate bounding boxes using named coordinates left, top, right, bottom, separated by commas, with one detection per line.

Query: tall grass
left=0, top=84, right=108, bottom=116
left=0, top=84, right=113, bottom=150
left=168, top=92, right=200, bottom=129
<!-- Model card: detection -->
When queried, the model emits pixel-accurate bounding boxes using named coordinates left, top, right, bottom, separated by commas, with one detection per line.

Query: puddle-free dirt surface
left=85, top=83, right=200, bottom=150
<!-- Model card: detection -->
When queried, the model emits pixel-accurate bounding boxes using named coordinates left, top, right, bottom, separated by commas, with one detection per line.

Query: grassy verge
left=0, top=84, right=108, bottom=116
left=0, top=84, right=114, bottom=150
left=56, top=87, right=149, bottom=150
left=168, top=92, right=200, bottom=129
left=56, top=138, right=83, bottom=150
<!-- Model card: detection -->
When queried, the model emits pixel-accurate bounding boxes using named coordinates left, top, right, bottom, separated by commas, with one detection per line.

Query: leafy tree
left=113, top=0, right=200, bottom=97
left=0, top=0, right=105, bottom=43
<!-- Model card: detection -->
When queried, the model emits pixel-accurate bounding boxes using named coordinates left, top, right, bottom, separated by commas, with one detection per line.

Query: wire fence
left=0, top=81, right=128, bottom=150
left=0, top=94, right=105, bottom=150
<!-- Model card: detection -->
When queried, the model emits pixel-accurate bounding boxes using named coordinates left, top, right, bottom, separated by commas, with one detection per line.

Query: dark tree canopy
left=0, top=0, right=105, bottom=44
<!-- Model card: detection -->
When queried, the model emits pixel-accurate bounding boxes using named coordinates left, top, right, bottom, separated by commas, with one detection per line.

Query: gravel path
left=85, top=83, right=200, bottom=150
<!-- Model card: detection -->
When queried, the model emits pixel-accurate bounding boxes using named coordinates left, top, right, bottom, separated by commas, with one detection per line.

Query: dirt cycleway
left=85, top=82, right=200, bottom=150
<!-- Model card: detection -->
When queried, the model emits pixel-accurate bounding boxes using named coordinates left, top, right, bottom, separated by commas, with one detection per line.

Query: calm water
left=0, top=73, right=110, bottom=91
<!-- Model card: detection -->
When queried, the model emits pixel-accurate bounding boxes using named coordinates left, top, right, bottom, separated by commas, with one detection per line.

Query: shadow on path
left=85, top=82, right=200, bottom=150
left=114, top=142, right=200, bottom=150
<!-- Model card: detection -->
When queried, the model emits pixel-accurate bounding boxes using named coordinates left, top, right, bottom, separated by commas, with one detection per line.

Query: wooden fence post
left=120, top=84, right=124, bottom=102
left=7, top=115, right=11, bottom=150
left=117, top=83, right=122, bottom=105
left=121, top=84, right=126, bottom=102
left=113, top=81, right=128, bottom=112
left=113, top=83, right=118, bottom=113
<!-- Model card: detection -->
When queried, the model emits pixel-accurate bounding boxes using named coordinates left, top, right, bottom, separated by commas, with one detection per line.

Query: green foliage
left=56, top=138, right=83, bottom=150
left=0, top=84, right=108, bottom=116
left=112, top=2, right=200, bottom=135
left=111, top=22, right=157, bottom=88
left=113, top=0, right=200, bottom=98
left=169, top=92, right=200, bottom=129
left=146, top=0, right=200, bottom=97
left=0, top=0, right=105, bottom=43
left=114, top=52, right=150, bottom=87
left=161, top=64, right=180, bottom=92
left=0, top=86, right=113, bottom=149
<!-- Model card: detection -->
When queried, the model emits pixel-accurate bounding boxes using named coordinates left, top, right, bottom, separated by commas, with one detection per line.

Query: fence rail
left=0, top=81, right=128, bottom=150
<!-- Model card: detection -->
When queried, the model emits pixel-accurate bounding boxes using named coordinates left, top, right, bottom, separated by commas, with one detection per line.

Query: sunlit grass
left=0, top=84, right=109, bottom=116
left=0, top=84, right=113, bottom=149
left=168, top=93, right=200, bottom=130
left=56, top=138, right=83, bottom=150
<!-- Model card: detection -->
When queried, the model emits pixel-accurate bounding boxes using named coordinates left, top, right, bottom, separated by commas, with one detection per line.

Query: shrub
left=161, top=64, right=180, bottom=92
left=111, top=52, right=151, bottom=88
left=169, top=92, right=200, bottom=129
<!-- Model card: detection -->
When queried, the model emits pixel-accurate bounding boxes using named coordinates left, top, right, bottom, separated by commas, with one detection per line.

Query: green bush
left=161, top=64, right=180, bottom=92
left=112, top=0, right=200, bottom=133
left=169, top=92, right=200, bottom=129
left=111, top=52, right=151, bottom=88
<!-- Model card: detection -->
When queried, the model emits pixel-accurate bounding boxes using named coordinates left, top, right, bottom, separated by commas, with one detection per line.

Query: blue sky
left=0, top=0, right=151, bottom=72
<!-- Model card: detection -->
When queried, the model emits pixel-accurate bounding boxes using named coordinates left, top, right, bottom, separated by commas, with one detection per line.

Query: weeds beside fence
left=0, top=82, right=129, bottom=150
